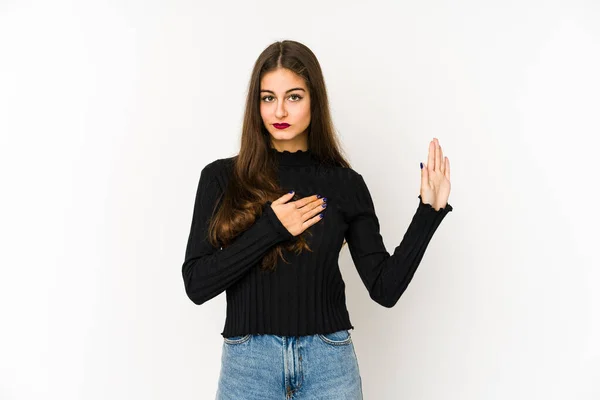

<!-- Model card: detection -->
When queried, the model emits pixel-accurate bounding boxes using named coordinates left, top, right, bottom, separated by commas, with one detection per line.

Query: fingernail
left=323, top=197, right=327, bottom=202
left=289, top=190, right=294, bottom=193
left=316, top=194, right=321, bottom=198
left=420, top=162, right=423, bottom=169
left=319, top=213, right=323, bottom=218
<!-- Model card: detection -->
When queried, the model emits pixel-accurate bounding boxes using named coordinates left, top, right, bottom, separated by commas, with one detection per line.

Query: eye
left=260, top=94, right=303, bottom=102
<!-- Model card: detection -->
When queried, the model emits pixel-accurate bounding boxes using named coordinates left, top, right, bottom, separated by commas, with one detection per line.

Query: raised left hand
left=420, top=138, right=451, bottom=211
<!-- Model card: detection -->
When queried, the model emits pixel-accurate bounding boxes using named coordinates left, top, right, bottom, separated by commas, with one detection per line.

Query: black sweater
left=182, top=148, right=453, bottom=338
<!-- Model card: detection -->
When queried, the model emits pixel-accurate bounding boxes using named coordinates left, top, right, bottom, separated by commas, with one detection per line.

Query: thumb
left=273, top=190, right=295, bottom=205
left=420, top=162, right=428, bottom=186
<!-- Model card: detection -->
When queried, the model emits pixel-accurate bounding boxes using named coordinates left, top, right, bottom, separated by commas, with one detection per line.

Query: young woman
left=182, top=40, right=453, bottom=400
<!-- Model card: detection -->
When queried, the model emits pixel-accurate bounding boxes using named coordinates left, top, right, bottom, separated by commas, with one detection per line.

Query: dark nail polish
left=316, top=194, right=321, bottom=199
left=319, top=213, right=323, bottom=218
left=323, top=197, right=327, bottom=202
left=420, top=162, right=423, bottom=169
left=322, top=203, right=327, bottom=208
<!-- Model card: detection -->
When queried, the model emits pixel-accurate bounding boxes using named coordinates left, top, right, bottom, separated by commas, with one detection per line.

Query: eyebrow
left=259, top=88, right=306, bottom=94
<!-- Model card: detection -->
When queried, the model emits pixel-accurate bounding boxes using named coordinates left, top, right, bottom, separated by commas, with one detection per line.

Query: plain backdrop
left=1, top=0, right=598, bottom=399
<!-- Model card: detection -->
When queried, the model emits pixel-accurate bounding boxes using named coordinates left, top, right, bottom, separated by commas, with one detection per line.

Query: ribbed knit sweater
left=182, top=148, right=453, bottom=338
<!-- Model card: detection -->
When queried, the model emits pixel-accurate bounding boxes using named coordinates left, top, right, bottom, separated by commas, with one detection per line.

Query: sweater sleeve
left=182, top=161, right=294, bottom=305
left=344, top=173, right=453, bottom=308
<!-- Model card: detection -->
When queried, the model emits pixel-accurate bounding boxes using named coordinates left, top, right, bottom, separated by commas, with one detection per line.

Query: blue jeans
left=216, top=329, right=363, bottom=399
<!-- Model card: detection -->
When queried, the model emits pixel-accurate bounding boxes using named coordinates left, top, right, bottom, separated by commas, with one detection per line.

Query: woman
left=182, top=40, right=453, bottom=399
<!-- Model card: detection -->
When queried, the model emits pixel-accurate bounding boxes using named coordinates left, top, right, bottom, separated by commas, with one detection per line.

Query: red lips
left=273, top=123, right=290, bottom=129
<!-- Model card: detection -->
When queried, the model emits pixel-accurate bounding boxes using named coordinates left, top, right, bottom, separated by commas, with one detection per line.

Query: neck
left=270, top=132, right=308, bottom=153
left=269, top=147, right=314, bottom=167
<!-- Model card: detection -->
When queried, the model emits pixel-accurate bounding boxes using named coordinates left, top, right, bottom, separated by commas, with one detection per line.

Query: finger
left=273, top=191, right=295, bottom=205
left=445, top=157, right=450, bottom=181
left=427, top=140, right=435, bottom=173
left=303, top=198, right=327, bottom=219
left=303, top=211, right=324, bottom=228
left=434, top=138, right=441, bottom=172
left=439, top=143, right=444, bottom=174
left=295, top=194, right=320, bottom=210
left=421, top=160, right=428, bottom=187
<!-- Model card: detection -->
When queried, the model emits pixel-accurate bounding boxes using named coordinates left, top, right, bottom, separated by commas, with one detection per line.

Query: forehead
left=260, top=68, right=306, bottom=90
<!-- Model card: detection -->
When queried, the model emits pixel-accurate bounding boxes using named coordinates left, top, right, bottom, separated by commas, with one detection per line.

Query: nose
left=275, top=99, right=287, bottom=119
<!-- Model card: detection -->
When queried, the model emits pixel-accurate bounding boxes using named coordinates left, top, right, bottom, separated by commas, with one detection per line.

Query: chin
left=271, top=131, right=300, bottom=140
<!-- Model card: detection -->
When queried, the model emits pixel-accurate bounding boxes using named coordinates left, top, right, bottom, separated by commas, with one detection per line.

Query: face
left=259, top=68, right=311, bottom=151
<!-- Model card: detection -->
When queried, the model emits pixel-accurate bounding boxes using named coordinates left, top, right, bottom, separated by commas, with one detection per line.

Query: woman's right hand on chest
left=270, top=192, right=327, bottom=236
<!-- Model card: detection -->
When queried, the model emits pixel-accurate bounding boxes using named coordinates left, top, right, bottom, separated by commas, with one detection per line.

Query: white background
left=1, top=0, right=598, bottom=399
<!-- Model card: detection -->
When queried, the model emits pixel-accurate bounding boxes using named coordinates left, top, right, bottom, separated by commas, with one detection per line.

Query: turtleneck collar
left=269, top=147, right=315, bottom=167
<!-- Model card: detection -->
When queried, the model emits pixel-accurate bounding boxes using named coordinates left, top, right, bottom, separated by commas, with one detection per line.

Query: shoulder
left=198, top=156, right=236, bottom=193
left=201, top=156, right=235, bottom=178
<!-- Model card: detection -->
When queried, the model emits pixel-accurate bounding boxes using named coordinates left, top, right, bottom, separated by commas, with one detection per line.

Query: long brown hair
left=207, top=40, right=351, bottom=272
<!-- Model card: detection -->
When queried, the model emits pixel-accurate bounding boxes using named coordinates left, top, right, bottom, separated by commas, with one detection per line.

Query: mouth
left=273, top=123, right=290, bottom=129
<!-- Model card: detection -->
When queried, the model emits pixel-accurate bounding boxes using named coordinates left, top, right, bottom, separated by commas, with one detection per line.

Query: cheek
left=259, top=104, right=269, bottom=120
left=298, top=103, right=311, bottom=121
